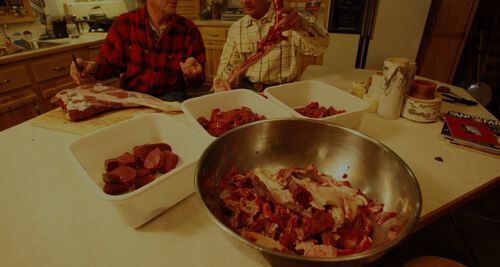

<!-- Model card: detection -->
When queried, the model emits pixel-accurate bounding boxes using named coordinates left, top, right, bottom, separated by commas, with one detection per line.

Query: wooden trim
left=0, top=0, right=36, bottom=24
left=414, top=175, right=500, bottom=232
left=446, top=0, right=480, bottom=83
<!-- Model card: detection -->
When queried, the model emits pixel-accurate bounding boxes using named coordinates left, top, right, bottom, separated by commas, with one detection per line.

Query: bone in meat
left=213, top=0, right=286, bottom=91
left=51, top=84, right=182, bottom=121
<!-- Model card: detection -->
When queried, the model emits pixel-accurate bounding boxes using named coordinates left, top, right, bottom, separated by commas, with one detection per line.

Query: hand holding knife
left=72, top=54, right=84, bottom=76
left=70, top=54, right=97, bottom=85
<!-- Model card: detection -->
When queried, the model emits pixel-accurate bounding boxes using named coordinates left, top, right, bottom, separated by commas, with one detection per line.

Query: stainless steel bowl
left=195, top=119, right=422, bottom=267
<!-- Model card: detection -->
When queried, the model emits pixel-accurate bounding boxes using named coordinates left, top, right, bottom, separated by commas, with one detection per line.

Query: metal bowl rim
left=194, top=118, right=422, bottom=262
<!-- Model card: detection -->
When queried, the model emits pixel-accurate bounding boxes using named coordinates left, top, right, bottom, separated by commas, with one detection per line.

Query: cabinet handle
left=0, top=79, right=10, bottom=86
left=209, top=33, right=219, bottom=37
left=34, top=104, right=41, bottom=114
left=52, top=65, right=69, bottom=71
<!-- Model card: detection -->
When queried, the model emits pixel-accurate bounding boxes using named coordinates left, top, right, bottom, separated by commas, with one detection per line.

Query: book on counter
left=440, top=111, right=500, bottom=156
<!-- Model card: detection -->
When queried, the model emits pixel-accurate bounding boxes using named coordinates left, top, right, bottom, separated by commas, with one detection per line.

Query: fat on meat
left=51, top=84, right=182, bottom=121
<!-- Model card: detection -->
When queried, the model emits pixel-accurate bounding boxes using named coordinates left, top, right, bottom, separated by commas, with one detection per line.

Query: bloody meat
left=295, top=102, right=346, bottom=118
left=197, top=107, right=266, bottom=137
left=215, top=165, right=399, bottom=258
left=102, top=142, right=179, bottom=195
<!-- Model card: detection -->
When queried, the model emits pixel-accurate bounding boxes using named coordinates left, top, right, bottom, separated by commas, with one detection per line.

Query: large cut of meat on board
left=213, top=0, right=286, bottom=91
left=51, top=84, right=182, bottom=121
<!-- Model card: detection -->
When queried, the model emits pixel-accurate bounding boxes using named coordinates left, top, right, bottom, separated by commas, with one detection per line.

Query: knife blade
left=72, top=54, right=84, bottom=75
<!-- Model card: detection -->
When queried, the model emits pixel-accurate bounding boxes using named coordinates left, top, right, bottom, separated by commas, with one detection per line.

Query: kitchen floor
left=371, top=184, right=500, bottom=267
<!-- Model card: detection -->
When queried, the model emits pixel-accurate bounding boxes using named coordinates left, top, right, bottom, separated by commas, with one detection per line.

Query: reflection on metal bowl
left=195, top=119, right=422, bottom=267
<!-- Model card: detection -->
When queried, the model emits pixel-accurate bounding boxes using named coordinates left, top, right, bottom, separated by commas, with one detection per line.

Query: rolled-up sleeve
left=216, top=24, right=244, bottom=81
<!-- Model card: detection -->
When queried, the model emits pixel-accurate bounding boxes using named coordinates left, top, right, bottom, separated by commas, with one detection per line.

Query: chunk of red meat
left=143, top=148, right=164, bottom=172
left=136, top=167, right=151, bottom=178
left=135, top=175, right=155, bottom=189
left=103, top=182, right=130, bottom=195
left=160, top=150, right=179, bottom=173
left=133, top=143, right=172, bottom=164
left=279, top=232, right=298, bottom=249
left=289, top=182, right=312, bottom=208
left=197, top=107, right=266, bottom=137
left=295, top=102, right=346, bottom=118
left=104, top=152, right=137, bottom=171
left=103, top=166, right=137, bottom=184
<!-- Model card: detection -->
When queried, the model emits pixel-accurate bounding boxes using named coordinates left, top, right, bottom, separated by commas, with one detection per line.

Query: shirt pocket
left=165, top=51, right=185, bottom=76
left=127, top=44, right=149, bottom=61
left=239, top=42, right=255, bottom=60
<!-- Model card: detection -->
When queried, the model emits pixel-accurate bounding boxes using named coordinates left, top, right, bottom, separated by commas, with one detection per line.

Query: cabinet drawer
left=0, top=64, right=31, bottom=94
left=30, top=49, right=87, bottom=82
left=0, top=94, right=41, bottom=131
left=199, top=27, right=228, bottom=41
left=87, top=44, right=103, bottom=61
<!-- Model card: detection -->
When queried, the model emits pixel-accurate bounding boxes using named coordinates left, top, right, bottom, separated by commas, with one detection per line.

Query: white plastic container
left=264, top=81, right=370, bottom=129
left=181, top=89, right=292, bottom=140
left=66, top=114, right=211, bottom=228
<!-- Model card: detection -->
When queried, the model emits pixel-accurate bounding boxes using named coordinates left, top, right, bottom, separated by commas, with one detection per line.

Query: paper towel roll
left=378, top=57, right=410, bottom=119
left=368, top=72, right=384, bottom=97
left=363, top=93, right=379, bottom=113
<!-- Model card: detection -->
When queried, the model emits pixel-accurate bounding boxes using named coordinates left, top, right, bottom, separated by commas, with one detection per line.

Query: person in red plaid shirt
left=69, top=0, right=205, bottom=102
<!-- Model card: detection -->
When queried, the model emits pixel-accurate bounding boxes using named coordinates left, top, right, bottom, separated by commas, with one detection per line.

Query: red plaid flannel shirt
left=94, top=7, right=205, bottom=97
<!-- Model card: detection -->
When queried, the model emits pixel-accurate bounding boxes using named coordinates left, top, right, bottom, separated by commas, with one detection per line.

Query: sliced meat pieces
left=102, top=142, right=179, bottom=195
left=295, top=102, right=346, bottom=118
left=197, top=107, right=266, bottom=137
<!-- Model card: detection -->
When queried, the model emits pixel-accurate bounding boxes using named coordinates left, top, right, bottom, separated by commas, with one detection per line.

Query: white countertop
left=1, top=67, right=499, bottom=267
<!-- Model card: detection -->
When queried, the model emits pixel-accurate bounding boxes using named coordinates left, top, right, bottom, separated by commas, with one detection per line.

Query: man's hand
left=70, top=58, right=97, bottom=85
left=180, top=57, right=202, bottom=78
left=276, top=8, right=303, bottom=32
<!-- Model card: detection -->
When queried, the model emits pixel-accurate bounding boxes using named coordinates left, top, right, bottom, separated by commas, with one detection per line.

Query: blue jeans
left=158, top=91, right=187, bottom=102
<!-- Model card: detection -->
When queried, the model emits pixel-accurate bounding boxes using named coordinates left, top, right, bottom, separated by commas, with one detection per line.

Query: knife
left=72, top=54, right=84, bottom=75
left=441, top=93, right=478, bottom=106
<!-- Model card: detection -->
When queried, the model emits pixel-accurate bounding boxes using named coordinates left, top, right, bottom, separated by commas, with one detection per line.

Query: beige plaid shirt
left=216, top=8, right=329, bottom=86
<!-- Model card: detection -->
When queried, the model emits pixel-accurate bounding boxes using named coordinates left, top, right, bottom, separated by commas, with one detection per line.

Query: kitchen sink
left=32, top=41, right=67, bottom=49
left=0, top=41, right=68, bottom=58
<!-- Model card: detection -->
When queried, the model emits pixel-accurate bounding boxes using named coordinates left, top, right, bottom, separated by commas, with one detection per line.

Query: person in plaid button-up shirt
left=70, top=0, right=205, bottom=102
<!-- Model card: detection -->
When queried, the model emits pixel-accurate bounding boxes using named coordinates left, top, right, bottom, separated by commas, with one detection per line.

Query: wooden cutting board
left=31, top=107, right=158, bottom=135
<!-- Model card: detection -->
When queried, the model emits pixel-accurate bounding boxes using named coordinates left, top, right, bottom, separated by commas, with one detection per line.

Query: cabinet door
left=417, top=0, right=479, bottom=83
left=0, top=94, right=41, bottom=131
left=176, top=0, right=200, bottom=20
left=199, top=26, right=228, bottom=84
left=88, top=44, right=102, bottom=61
left=29, top=49, right=87, bottom=83
left=0, top=63, right=41, bottom=130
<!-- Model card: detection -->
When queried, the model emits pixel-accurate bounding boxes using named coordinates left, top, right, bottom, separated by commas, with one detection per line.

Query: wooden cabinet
left=198, top=25, right=229, bottom=84
left=0, top=63, right=42, bottom=131
left=416, top=0, right=480, bottom=83
left=0, top=40, right=120, bottom=130
left=88, top=44, right=102, bottom=61
left=177, top=0, right=201, bottom=20
left=29, top=49, right=88, bottom=111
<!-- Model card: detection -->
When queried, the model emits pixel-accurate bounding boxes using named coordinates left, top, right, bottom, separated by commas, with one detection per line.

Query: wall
left=2, top=0, right=136, bottom=40
left=323, top=0, right=432, bottom=71
left=365, top=0, right=432, bottom=69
